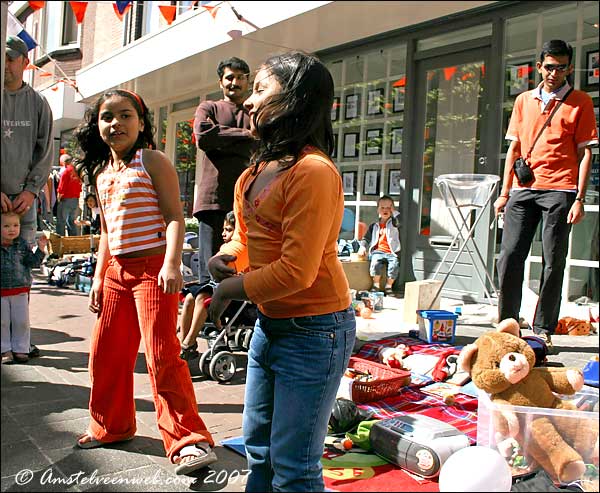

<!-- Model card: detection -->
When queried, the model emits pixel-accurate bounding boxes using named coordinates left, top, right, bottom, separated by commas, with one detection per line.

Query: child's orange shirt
left=220, top=146, right=351, bottom=318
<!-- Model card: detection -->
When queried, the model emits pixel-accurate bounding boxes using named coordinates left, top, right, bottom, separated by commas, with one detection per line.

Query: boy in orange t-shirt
left=358, top=195, right=401, bottom=295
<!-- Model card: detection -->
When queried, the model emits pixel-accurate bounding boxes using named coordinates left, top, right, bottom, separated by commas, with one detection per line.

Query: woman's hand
left=158, top=263, right=183, bottom=294
left=208, top=253, right=237, bottom=282
left=208, top=286, right=231, bottom=329
left=89, top=278, right=104, bottom=314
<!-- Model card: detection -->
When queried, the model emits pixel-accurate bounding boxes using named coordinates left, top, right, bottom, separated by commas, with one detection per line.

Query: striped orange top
left=96, top=149, right=166, bottom=255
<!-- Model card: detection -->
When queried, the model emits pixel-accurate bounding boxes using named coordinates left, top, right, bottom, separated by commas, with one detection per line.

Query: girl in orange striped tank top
left=73, top=90, right=216, bottom=475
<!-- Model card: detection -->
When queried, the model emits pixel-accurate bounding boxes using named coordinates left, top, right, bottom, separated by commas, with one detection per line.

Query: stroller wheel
left=199, top=351, right=211, bottom=376
left=209, top=351, right=237, bottom=382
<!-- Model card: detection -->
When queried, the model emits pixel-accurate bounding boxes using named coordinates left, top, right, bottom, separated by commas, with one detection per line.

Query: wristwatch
left=575, top=196, right=586, bottom=203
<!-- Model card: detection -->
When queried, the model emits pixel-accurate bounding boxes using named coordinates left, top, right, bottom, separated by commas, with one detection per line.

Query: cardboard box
left=403, top=280, right=442, bottom=323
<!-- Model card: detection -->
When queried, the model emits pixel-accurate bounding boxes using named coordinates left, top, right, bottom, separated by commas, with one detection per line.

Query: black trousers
left=194, top=210, right=227, bottom=283
left=496, top=189, right=575, bottom=335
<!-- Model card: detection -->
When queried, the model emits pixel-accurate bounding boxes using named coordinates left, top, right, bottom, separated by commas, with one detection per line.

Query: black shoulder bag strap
left=525, top=87, right=574, bottom=161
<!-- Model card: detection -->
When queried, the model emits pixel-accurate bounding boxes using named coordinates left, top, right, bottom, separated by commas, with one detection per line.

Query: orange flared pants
left=87, top=254, right=213, bottom=461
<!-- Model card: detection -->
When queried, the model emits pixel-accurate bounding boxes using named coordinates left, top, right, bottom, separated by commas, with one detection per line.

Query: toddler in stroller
left=178, top=280, right=257, bottom=382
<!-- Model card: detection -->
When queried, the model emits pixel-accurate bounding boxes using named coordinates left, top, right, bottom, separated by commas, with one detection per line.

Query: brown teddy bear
left=458, top=318, right=599, bottom=483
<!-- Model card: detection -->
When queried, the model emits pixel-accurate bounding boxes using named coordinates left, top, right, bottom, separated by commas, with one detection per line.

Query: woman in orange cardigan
left=208, top=52, right=356, bottom=492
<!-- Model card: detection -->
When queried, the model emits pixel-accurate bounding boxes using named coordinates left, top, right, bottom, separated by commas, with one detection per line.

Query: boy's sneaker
left=29, top=345, right=40, bottom=358
left=1, top=352, right=13, bottom=365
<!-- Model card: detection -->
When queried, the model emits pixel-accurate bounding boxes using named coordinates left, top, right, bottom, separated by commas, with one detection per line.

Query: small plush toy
left=458, top=318, right=598, bottom=483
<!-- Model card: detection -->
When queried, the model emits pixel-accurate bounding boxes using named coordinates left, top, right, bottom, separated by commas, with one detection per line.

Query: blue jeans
left=369, top=251, right=399, bottom=280
left=56, top=198, right=79, bottom=236
left=243, top=306, right=356, bottom=492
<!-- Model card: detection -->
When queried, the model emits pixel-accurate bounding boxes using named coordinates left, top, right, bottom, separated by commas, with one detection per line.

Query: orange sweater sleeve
left=240, top=155, right=343, bottom=305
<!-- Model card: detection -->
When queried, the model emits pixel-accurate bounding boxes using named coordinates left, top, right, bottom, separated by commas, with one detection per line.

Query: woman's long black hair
left=250, top=51, right=334, bottom=173
left=74, top=90, right=155, bottom=186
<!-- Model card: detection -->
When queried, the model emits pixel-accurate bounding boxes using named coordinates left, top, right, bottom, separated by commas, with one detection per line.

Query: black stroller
left=197, top=299, right=257, bottom=383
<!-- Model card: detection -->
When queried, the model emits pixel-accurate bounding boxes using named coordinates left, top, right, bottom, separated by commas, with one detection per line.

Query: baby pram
left=199, top=300, right=257, bottom=382
left=182, top=281, right=257, bottom=382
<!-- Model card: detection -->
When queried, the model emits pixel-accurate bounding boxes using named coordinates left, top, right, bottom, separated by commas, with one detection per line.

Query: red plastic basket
left=346, top=356, right=411, bottom=403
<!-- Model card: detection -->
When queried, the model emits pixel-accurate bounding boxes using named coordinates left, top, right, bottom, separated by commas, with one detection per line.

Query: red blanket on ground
left=323, top=336, right=478, bottom=492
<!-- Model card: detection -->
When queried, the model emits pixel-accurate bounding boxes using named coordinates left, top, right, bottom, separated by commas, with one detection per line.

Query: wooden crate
left=45, top=232, right=99, bottom=256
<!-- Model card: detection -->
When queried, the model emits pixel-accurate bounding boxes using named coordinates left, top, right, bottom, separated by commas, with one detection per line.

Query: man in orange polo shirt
left=494, top=39, right=598, bottom=353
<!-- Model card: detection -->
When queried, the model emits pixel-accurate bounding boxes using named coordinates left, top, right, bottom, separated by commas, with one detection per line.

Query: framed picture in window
left=343, top=132, right=359, bottom=158
left=584, top=50, right=599, bottom=91
left=390, top=127, right=403, bottom=155
left=392, top=86, right=404, bottom=113
left=344, top=93, right=360, bottom=120
left=363, top=170, right=379, bottom=195
left=388, top=169, right=402, bottom=195
left=342, top=171, right=356, bottom=195
left=367, top=88, right=384, bottom=116
left=508, top=62, right=533, bottom=96
left=365, top=128, right=383, bottom=155
left=331, top=96, right=340, bottom=122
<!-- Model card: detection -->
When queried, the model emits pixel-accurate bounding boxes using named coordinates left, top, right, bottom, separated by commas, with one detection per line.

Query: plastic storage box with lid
left=476, top=387, right=599, bottom=486
left=416, top=310, right=458, bottom=343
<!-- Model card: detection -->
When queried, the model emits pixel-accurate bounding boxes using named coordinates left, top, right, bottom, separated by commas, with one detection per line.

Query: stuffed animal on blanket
left=458, top=318, right=599, bottom=483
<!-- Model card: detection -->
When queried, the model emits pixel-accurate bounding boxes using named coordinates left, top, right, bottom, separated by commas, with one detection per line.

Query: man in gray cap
left=2, top=35, right=54, bottom=359
left=2, top=35, right=54, bottom=246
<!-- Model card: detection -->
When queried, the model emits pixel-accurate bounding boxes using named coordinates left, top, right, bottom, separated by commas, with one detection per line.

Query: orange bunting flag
left=158, top=5, right=177, bottom=25
left=392, top=76, right=406, bottom=87
left=69, top=2, right=88, bottom=24
left=28, top=1, right=45, bottom=11
left=112, top=3, right=132, bottom=21
left=203, top=5, right=221, bottom=19
left=443, top=66, right=457, bottom=81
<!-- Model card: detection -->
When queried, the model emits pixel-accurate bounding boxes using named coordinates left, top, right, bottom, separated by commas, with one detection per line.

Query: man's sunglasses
left=542, top=64, right=569, bottom=73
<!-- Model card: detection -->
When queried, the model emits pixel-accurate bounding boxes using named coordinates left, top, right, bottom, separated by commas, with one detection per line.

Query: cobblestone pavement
left=2, top=273, right=598, bottom=491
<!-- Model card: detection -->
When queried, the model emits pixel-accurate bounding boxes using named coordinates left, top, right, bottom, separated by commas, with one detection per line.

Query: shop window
left=417, top=24, right=491, bottom=52
left=174, top=120, right=197, bottom=218
left=346, top=56, right=365, bottom=85
left=173, top=97, right=200, bottom=112
left=570, top=212, right=599, bottom=262
left=389, top=46, right=407, bottom=77
left=157, top=106, right=168, bottom=152
left=568, top=266, right=599, bottom=302
left=542, top=4, right=577, bottom=44
left=583, top=1, right=600, bottom=40
left=328, top=60, right=343, bottom=86
left=366, top=50, right=387, bottom=81
left=505, top=14, right=537, bottom=54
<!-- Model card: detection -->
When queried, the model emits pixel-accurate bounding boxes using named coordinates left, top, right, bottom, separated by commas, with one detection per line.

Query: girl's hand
left=158, top=263, right=183, bottom=294
left=208, top=253, right=237, bottom=282
left=89, top=278, right=103, bottom=314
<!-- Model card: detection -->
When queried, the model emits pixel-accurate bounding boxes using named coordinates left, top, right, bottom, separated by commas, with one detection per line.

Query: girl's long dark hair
left=74, top=90, right=155, bottom=186
left=251, top=52, right=334, bottom=173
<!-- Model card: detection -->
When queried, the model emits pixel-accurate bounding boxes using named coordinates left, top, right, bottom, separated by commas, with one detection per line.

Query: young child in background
left=358, top=195, right=401, bottom=295
left=178, top=211, right=236, bottom=360
left=73, top=89, right=216, bottom=475
left=1, top=211, right=47, bottom=364
left=75, top=193, right=101, bottom=235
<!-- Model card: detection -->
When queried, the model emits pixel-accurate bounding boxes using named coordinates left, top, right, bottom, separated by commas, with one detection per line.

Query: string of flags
left=8, top=1, right=258, bottom=97
left=21, top=1, right=226, bottom=26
